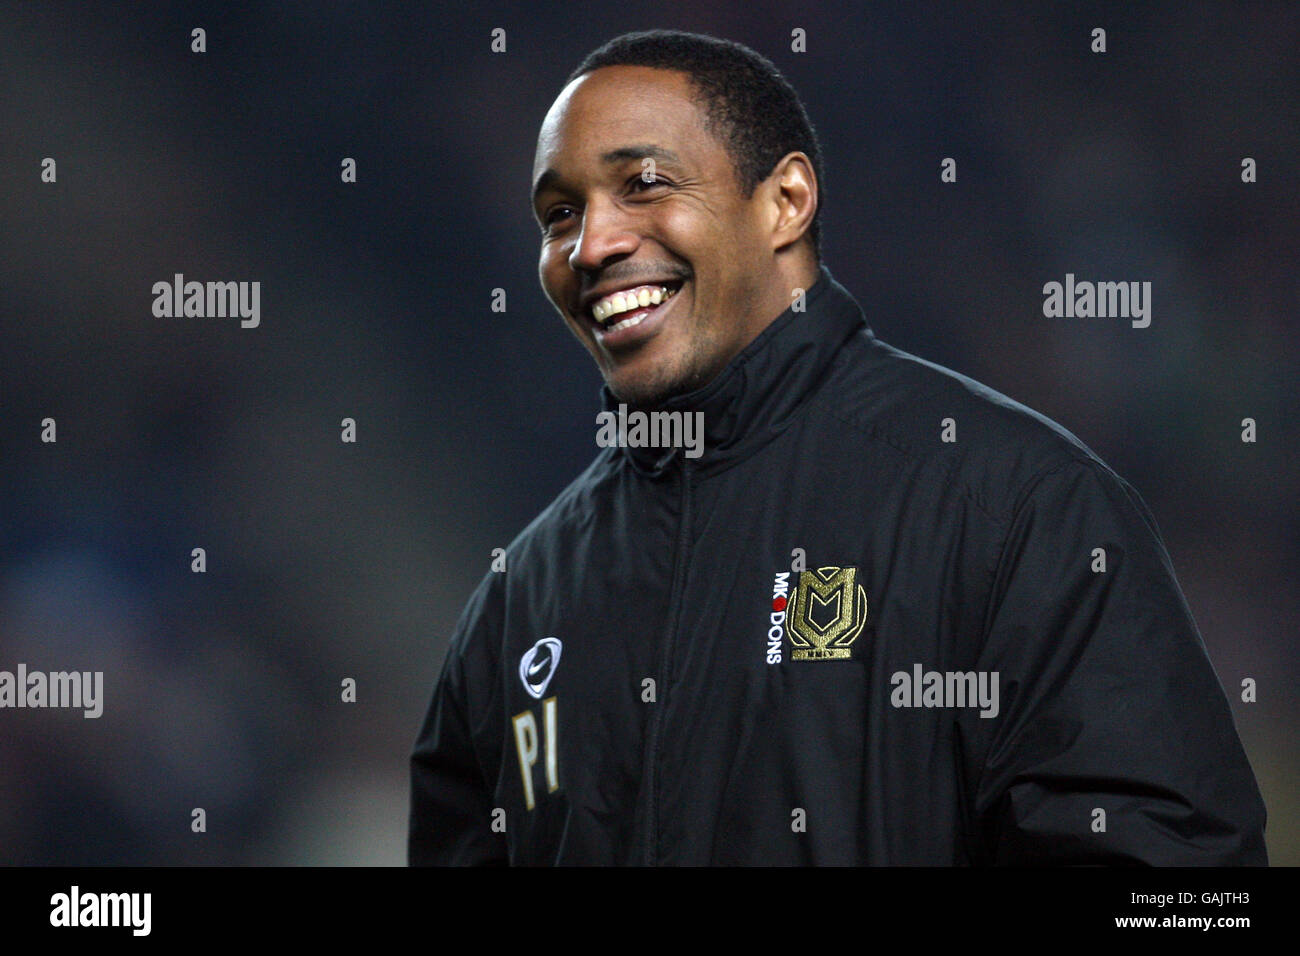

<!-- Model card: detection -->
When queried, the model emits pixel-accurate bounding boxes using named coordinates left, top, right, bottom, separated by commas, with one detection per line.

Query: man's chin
left=606, top=369, right=694, bottom=411
left=603, top=345, right=724, bottom=409
left=606, top=379, right=674, bottom=411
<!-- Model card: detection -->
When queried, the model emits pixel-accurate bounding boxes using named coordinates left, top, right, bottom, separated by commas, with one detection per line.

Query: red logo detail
left=772, top=596, right=787, bottom=612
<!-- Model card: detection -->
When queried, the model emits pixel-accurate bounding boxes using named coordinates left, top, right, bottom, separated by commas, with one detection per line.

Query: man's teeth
left=592, top=284, right=678, bottom=324
left=605, top=310, right=652, bottom=334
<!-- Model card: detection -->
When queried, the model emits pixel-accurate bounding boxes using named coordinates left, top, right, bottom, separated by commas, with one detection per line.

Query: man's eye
left=542, top=208, right=575, bottom=232
left=629, top=175, right=669, bottom=192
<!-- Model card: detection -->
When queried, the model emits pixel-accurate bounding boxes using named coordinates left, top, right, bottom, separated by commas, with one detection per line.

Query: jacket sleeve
left=408, top=573, right=508, bottom=866
left=961, top=456, right=1267, bottom=865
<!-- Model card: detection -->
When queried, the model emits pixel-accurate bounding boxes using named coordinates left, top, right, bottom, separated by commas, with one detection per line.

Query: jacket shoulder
left=824, top=331, right=1111, bottom=520
left=444, top=449, right=618, bottom=661
left=502, top=447, right=619, bottom=565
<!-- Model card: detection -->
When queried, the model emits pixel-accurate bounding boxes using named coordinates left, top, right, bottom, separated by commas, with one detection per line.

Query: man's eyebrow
left=532, top=144, right=684, bottom=209
left=599, top=144, right=682, bottom=166
left=532, top=168, right=562, bottom=209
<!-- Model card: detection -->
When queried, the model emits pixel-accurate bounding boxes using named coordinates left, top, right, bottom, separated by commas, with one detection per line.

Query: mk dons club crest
left=787, top=566, right=868, bottom=661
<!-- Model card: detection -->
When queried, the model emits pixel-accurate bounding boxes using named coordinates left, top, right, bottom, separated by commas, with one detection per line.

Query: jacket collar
left=599, top=263, right=870, bottom=476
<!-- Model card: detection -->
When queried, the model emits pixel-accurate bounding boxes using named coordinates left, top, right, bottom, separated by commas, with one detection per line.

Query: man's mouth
left=587, top=280, right=683, bottom=332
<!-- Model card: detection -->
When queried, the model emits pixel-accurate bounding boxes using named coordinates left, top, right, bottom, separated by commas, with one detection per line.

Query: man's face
left=532, top=65, right=773, bottom=408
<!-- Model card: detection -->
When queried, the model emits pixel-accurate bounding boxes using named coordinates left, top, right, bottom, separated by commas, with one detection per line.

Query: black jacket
left=409, top=264, right=1267, bottom=865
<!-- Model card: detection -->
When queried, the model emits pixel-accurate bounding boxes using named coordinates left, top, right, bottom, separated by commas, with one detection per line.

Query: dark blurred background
left=0, top=1, right=1295, bottom=864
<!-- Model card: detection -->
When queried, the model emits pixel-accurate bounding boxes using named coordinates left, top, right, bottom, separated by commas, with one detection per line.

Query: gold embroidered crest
left=787, top=566, right=867, bottom=660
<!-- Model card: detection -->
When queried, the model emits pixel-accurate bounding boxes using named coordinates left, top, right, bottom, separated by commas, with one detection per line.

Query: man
left=409, top=30, right=1267, bottom=865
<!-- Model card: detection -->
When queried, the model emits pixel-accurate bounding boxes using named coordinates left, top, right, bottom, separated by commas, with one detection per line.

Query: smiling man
left=530, top=60, right=819, bottom=409
left=409, top=30, right=1266, bottom=866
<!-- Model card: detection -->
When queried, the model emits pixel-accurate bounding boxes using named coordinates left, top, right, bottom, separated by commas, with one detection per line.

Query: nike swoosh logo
left=520, top=637, right=562, bottom=699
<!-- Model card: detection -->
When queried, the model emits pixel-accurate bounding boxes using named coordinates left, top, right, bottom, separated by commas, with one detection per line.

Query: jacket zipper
left=642, top=453, right=693, bottom=865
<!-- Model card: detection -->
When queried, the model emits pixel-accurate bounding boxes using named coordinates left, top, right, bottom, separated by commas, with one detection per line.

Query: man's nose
left=568, top=197, right=638, bottom=272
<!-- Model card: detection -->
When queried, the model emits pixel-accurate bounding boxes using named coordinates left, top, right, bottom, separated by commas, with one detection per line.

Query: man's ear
left=764, top=151, right=818, bottom=252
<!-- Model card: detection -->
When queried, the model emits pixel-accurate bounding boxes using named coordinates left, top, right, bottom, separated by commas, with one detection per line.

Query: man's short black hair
left=566, top=29, right=825, bottom=260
